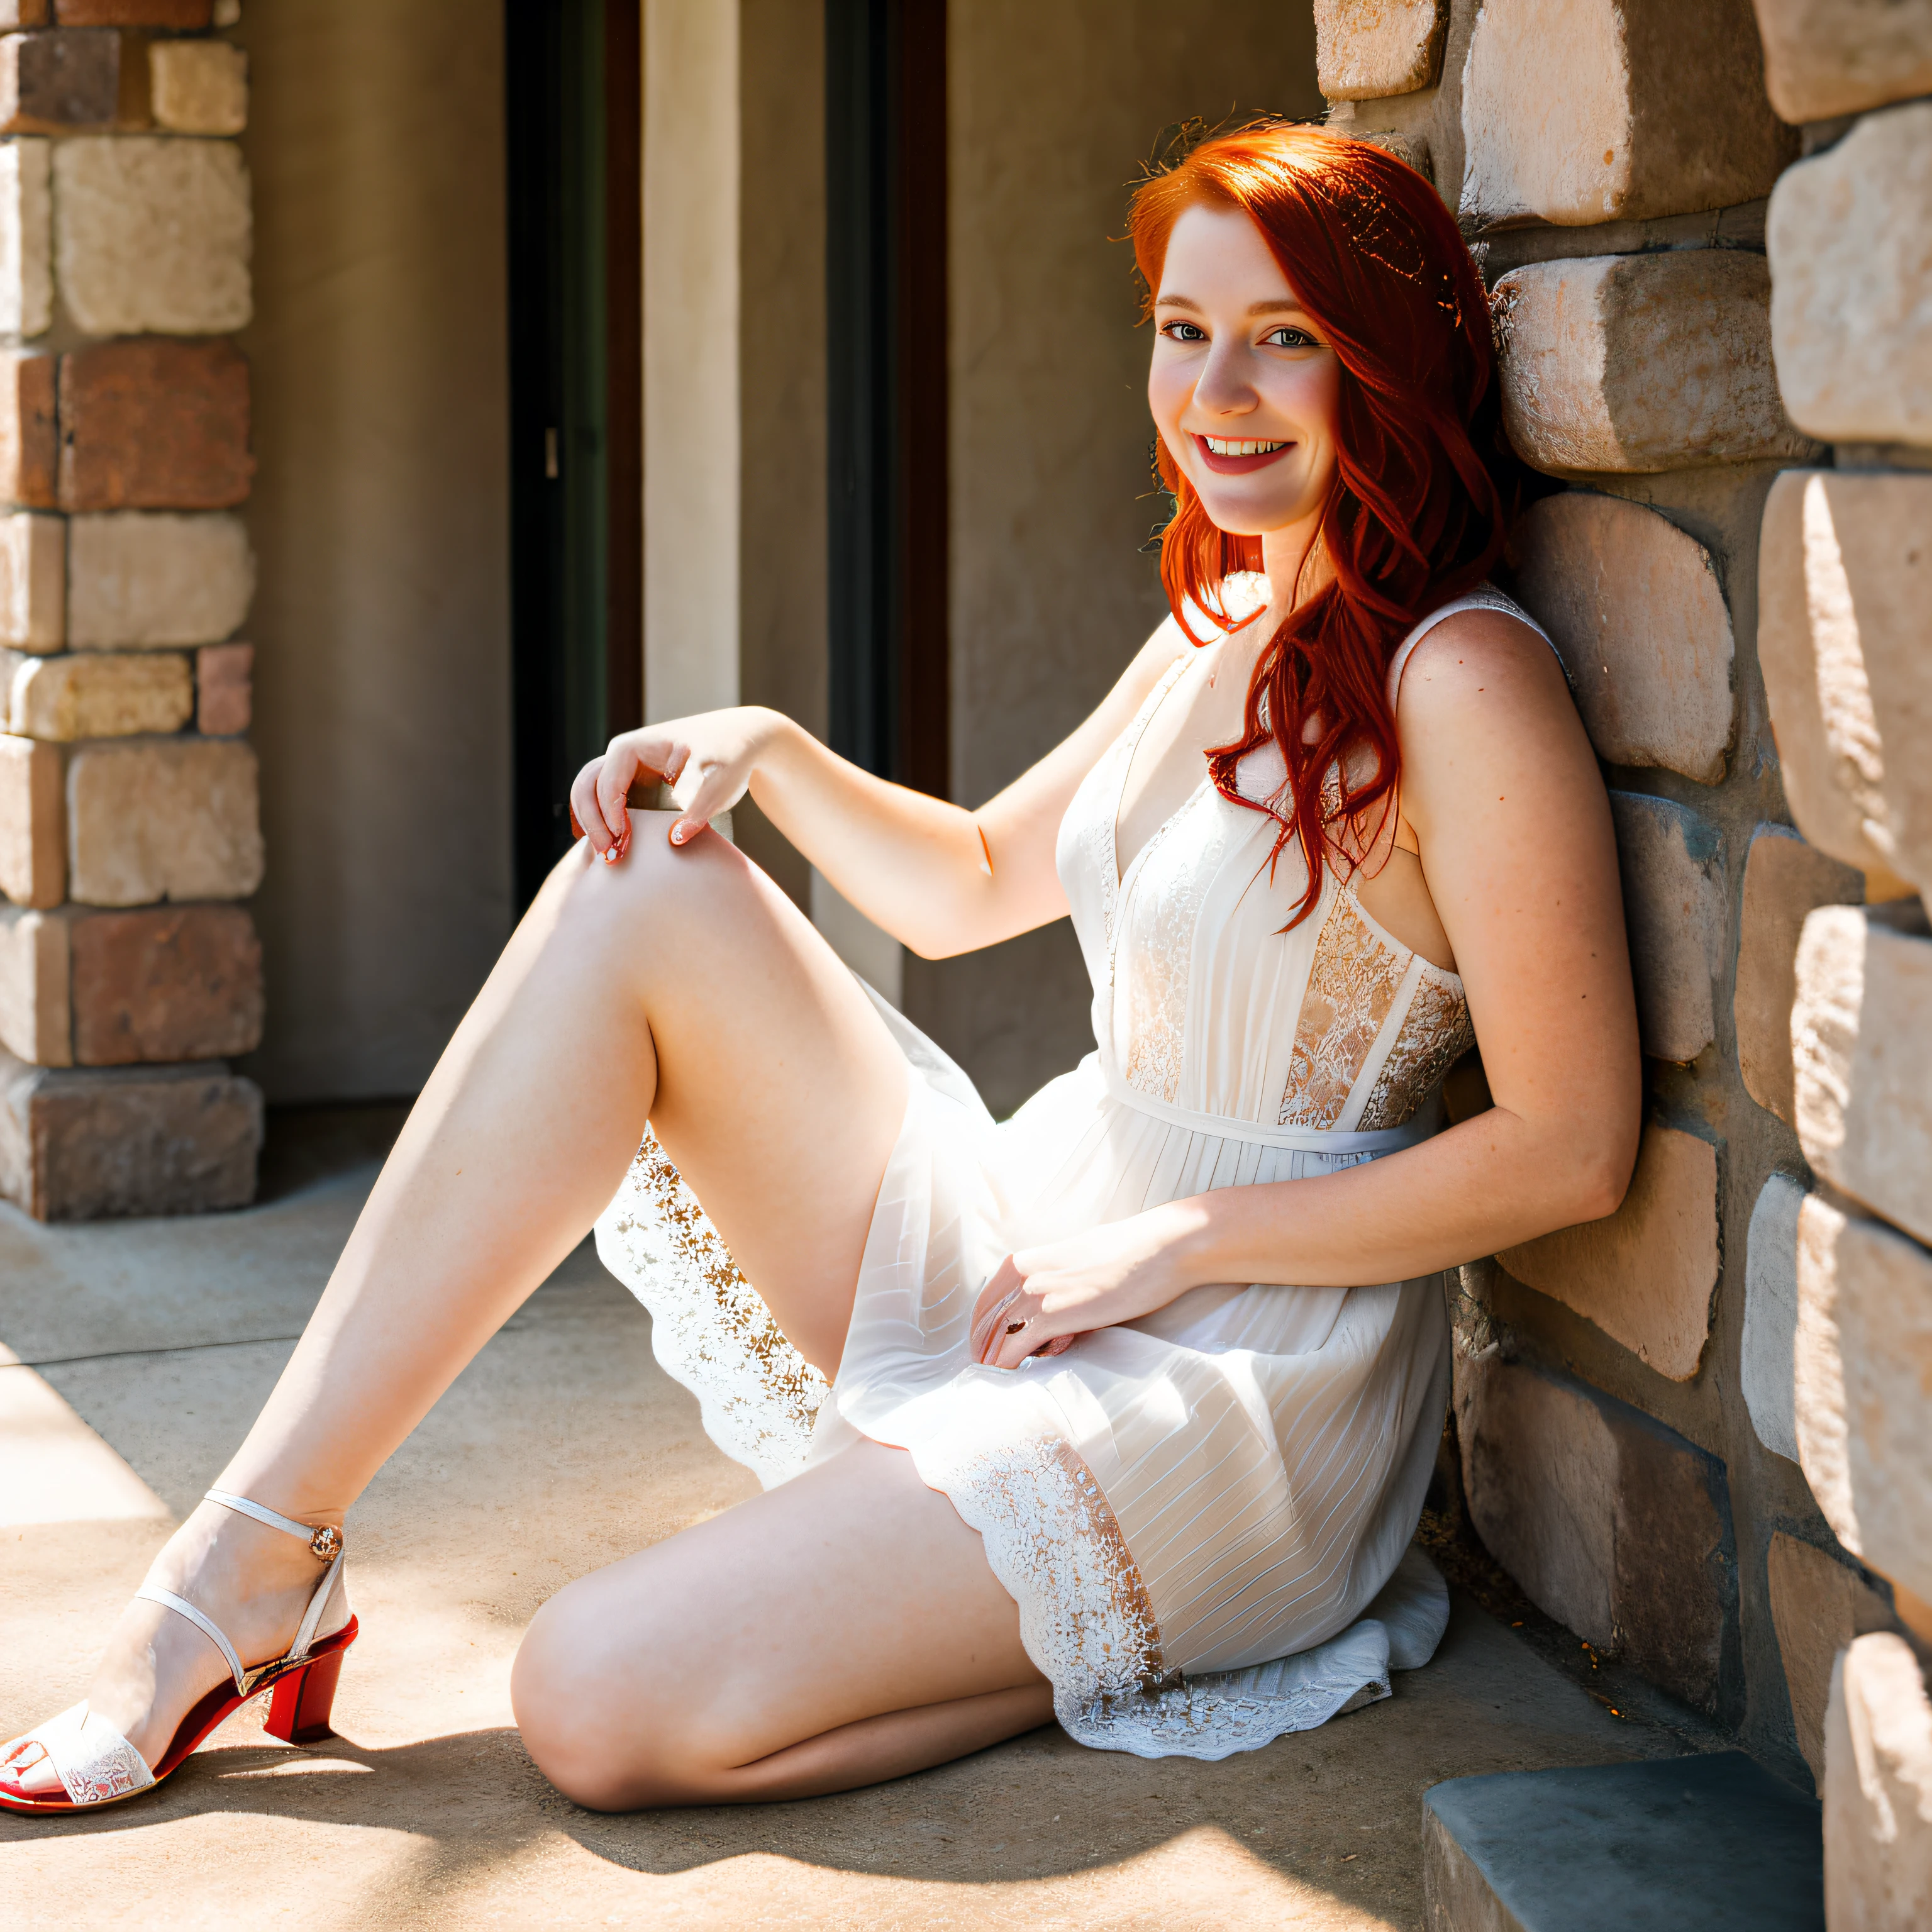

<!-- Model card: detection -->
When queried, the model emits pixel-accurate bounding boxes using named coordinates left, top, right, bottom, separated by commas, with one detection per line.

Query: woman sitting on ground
left=1, top=122, right=1638, bottom=1814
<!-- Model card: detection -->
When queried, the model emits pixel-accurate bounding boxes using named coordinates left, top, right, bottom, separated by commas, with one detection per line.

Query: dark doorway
left=824, top=0, right=949, bottom=797
left=506, top=0, right=643, bottom=909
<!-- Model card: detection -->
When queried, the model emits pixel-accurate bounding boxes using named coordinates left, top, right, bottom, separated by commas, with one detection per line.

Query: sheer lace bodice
left=1062, top=646, right=1474, bottom=1140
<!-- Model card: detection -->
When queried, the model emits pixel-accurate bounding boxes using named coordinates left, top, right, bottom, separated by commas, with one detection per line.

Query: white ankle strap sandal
left=0, top=1489, right=359, bottom=1815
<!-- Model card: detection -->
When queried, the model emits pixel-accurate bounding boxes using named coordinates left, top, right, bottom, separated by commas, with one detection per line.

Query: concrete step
left=1422, top=1750, right=1824, bottom=1931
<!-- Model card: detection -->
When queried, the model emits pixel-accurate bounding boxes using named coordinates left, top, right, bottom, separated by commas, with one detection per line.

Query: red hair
left=1130, top=123, right=1519, bottom=926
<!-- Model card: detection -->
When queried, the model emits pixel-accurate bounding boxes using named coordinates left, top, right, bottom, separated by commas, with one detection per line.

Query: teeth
left=1205, top=437, right=1287, bottom=457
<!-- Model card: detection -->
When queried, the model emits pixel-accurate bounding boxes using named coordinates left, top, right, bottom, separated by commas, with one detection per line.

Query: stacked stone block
left=1321, top=0, right=1929, bottom=1852
left=0, top=0, right=260, bottom=1220
left=1750, top=19, right=1932, bottom=1907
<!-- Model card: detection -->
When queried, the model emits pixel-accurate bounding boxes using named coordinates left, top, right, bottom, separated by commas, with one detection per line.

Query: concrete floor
left=1, top=1111, right=1683, bottom=1930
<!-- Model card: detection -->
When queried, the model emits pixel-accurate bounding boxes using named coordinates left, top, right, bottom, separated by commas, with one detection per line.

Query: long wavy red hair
left=1130, top=123, right=1519, bottom=926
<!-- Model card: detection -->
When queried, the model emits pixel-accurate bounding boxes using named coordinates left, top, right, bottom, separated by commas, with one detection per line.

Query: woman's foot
left=2, top=1496, right=345, bottom=1800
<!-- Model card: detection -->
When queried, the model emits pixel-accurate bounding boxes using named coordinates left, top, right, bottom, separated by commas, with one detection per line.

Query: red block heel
left=265, top=1644, right=345, bottom=1745
left=0, top=1488, right=357, bottom=1815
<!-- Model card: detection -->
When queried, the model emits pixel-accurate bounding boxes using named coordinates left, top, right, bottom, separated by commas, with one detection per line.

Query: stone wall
left=1326, top=0, right=1932, bottom=1886
left=0, top=0, right=263, bottom=1220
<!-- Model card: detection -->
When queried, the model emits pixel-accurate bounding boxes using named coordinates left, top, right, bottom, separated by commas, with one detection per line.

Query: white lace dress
left=597, top=587, right=1548, bottom=1761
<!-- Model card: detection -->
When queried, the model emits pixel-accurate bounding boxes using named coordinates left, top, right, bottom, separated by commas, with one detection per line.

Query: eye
left=1160, top=319, right=1207, bottom=343
left=1263, top=325, right=1319, bottom=349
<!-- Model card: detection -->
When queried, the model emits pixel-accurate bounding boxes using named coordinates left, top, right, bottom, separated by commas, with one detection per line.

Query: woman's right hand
left=569, top=708, right=784, bottom=863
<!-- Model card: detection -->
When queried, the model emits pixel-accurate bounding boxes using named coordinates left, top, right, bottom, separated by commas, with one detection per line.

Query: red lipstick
left=1193, top=433, right=1294, bottom=475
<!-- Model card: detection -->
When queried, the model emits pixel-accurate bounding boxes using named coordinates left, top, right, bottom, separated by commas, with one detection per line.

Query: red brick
left=194, top=638, right=248, bottom=735
left=0, top=6, right=49, bottom=29
left=58, top=336, right=252, bottom=511
left=0, top=1043, right=259, bottom=1219
left=0, top=27, right=118, bottom=132
left=70, top=901, right=260, bottom=1064
left=0, top=731, right=62, bottom=908
left=0, top=345, right=53, bottom=506
left=52, top=2, right=208, bottom=26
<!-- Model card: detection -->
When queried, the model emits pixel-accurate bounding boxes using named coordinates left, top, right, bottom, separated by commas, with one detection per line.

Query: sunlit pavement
left=1, top=1110, right=1674, bottom=1931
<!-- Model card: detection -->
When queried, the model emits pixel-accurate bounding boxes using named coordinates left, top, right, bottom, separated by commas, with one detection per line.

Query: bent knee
left=511, top=1591, right=723, bottom=1811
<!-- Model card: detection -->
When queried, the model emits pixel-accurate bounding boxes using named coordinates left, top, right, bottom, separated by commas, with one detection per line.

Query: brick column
left=1746, top=3, right=1932, bottom=1919
left=0, top=0, right=263, bottom=1221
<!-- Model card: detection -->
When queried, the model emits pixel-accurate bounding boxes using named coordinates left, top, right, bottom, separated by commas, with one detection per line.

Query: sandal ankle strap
left=205, top=1489, right=344, bottom=1564
left=134, top=1491, right=348, bottom=1697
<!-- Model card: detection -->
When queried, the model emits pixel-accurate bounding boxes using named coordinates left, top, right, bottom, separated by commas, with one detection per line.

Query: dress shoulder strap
left=1384, top=584, right=1562, bottom=711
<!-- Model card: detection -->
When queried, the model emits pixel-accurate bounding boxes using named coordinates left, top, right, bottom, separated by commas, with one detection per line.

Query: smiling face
left=1148, top=200, right=1342, bottom=541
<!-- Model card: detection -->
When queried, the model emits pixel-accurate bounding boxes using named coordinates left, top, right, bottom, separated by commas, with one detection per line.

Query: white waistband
left=1101, top=1060, right=1441, bottom=1156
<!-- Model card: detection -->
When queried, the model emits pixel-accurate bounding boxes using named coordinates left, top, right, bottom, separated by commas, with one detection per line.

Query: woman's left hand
left=968, top=1201, right=1212, bottom=1370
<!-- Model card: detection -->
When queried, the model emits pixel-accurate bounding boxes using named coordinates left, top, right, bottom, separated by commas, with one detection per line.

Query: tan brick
left=1499, top=1120, right=1719, bottom=1379
left=0, top=728, right=58, bottom=904
left=1796, top=1192, right=1932, bottom=1604
left=67, top=511, right=252, bottom=648
left=52, top=135, right=248, bottom=336
left=1753, top=0, right=1932, bottom=125
left=1824, top=1635, right=1932, bottom=1927
left=0, top=899, right=65, bottom=1060
left=1768, top=1531, right=1892, bottom=1790
left=1455, top=1348, right=1733, bottom=1709
left=1794, top=904, right=1932, bottom=1247
left=0, top=1043, right=258, bottom=1221
left=0, top=26, right=116, bottom=132
left=192, top=638, right=247, bottom=736
left=1768, top=104, right=1932, bottom=447
left=0, top=508, right=61, bottom=647
left=51, top=1, right=209, bottom=25
left=1512, top=492, right=1734, bottom=782
left=66, top=735, right=260, bottom=905
left=58, top=337, right=252, bottom=512
left=70, top=900, right=259, bottom=1063
left=1610, top=791, right=1726, bottom=1063
left=147, top=36, right=243, bottom=135
left=1743, top=1171, right=1805, bottom=1462
left=1760, top=473, right=1932, bottom=892
left=5, top=646, right=190, bottom=739
left=1314, top=0, right=1446, bottom=101
left=0, top=133, right=50, bottom=336
left=0, top=347, right=54, bottom=506
left=1492, top=252, right=1817, bottom=477
left=1460, top=0, right=1792, bottom=229
left=1736, top=826, right=1865, bottom=1124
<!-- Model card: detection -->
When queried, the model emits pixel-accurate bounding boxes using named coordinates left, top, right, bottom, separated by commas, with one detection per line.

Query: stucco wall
left=735, top=0, right=828, bottom=916
left=912, top=0, right=1323, bottom=1115
left=234, top=1, right=513, bottom=1102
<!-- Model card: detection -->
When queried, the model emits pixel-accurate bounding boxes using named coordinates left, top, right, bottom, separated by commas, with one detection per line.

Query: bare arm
left=972, top=609, right=1643, bottom=1367
left=569, top=625, right=1184, bottom=960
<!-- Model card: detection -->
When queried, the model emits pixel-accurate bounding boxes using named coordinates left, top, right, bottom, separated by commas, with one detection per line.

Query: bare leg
left=30, top=823, right=913, bottom=1787
left=513, top=1440, right=1053, bottom=1809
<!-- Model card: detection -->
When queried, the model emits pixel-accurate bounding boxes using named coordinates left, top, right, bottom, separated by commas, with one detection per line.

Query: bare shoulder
left=1396, top=606, right=1570, bottom=733
left=1393, top=605, right=1594, bottom=831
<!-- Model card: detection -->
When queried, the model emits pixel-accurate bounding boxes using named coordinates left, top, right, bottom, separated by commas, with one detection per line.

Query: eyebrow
left=1154, top=294, right=1309, bottom=316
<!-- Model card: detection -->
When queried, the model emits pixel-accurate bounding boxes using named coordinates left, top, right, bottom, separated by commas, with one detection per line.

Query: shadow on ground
left=0, top=1109, right=1687, bottom=1930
